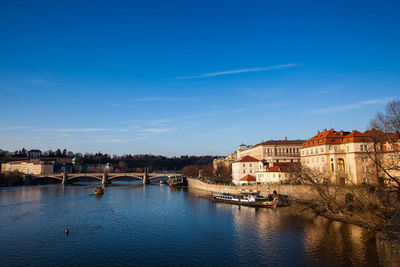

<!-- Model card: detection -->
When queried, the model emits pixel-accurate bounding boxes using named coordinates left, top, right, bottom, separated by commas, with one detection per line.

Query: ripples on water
left=0, top=181, right=378, bottom=266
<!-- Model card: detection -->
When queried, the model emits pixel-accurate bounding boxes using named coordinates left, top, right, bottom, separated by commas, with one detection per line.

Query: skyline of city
left=1, top=1, right=399, bottom=155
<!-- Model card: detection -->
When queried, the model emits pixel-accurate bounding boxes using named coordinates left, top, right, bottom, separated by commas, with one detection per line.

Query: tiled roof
left=240, top=174, right=256, bottom=181
left=253, top=139, right=305, bottom=148
left=302, top=129, right=372, bottom=148
left=234, top=155, right=259, bottom=163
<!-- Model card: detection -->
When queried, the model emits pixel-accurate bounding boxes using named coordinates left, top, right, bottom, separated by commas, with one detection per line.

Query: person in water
left=65, top=228, right=69, bottom=234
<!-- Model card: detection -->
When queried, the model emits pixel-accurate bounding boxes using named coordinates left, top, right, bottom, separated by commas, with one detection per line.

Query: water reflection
left=192, top=189, right=378, bottom=267
left=0, top=184, right=378, bottom=266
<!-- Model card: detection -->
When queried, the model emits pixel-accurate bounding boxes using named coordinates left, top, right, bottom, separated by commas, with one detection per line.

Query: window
left=243, top=163, right=245, bottom=167
left=316, top=157, right=319, bottom=163
left=302, top=159, right=305, bottom=163
left=250, top=170, right=252, bottom=173
left=286, top=148, right=289, bottom=153
left=307, top=158, right=309, bottom=163
left=243, top=170, right=246, bottom=173
left=321, top=157, right=325, bottom=162
left=310, top=150, right=313, bottom=155
left=347, top=146, right=349, bottom=152
left=306, top=150, right=309, bottom=155
left=278, top=174, right=281, bottom=178
left=360, top=144, right=364, bottom=151
left=322, top=166, right=326, bottom=171
left=311, top=158, right=314, bottom=163
left=321, top=148, right=324, bottom=153
left=316, top=148, right=318, bottom=154
left=348, top=166, right=351, bottom=173
left=302, top=150, right=304, bottom=155
left=249, top=164, right=252, bottom=167
left=363, top=166, right=366, bottom=172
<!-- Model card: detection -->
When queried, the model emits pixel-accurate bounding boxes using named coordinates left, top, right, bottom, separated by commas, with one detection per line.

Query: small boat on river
left=94, top=186, right=104, bottom=196
left=209, top=191, right=278, bottom=209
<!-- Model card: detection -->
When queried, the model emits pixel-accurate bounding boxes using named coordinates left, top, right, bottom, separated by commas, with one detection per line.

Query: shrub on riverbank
left=0, top=171, right=24, bottom=186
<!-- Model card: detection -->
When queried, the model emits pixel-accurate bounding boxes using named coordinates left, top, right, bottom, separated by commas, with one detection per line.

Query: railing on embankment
left=186, top=178, right=318, bottom=200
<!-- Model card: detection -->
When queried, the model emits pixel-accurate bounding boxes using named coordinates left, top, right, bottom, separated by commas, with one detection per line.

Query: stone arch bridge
left=27, top=171, right=178, bottom=185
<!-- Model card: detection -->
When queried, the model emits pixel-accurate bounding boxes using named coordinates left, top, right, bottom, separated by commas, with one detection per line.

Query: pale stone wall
left=187, top=178, right=319, bottom=200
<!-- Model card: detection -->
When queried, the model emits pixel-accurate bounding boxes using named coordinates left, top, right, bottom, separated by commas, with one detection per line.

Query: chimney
left=285, top=136, right=287, bottom=141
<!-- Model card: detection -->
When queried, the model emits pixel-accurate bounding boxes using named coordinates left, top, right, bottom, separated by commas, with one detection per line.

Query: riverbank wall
left=187, top=178, right=319, bottom=200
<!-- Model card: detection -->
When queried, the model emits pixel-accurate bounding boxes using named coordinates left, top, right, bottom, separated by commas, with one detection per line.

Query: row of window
left=361, top=156, right=369, bottom=162
left=266, top=148, right=300, bottom=154
left=302, top=157, right=326, bottom=163
left=302, top=147, right=325, bottom=155
left=242, top=163, right=254, bottom=167
left=362, top=166, right=370, bottom=173
left=311, top=166, right=326, bottom=172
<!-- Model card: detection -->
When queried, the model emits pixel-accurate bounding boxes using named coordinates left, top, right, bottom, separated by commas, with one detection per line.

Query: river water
left=0, top=181, right=378, bottom=266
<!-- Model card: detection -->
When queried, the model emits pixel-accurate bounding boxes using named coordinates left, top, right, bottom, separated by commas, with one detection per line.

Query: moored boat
left=209, top=191, right=278, bottom=209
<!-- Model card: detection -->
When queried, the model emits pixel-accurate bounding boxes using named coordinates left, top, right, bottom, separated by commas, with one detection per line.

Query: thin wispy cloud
left=306, top=97, right=394, bottom=114
left=140, top=128, right=171, bottom=134
left=173, top=64, right=300, bottom=80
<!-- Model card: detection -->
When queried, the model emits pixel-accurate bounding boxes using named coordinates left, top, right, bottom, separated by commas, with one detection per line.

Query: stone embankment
left=187, top=178, right=318, bottom=199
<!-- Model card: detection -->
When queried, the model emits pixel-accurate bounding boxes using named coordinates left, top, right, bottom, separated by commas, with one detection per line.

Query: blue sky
left=0, top=0, right=399, bottom=156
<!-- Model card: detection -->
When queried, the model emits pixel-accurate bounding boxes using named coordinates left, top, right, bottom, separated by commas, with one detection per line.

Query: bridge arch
left=108, top=175, right=142, bottom=181
left=67, top=175, right=102, bottom=182
left=31, top=176, right=63, bottom=181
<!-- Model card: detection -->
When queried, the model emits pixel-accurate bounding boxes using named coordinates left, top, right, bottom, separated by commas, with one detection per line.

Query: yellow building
left=1, top=160, right=53, bottom=175
left=213, top=151, right=238, bottom=170
left=300, top=129, right=375, bottom=185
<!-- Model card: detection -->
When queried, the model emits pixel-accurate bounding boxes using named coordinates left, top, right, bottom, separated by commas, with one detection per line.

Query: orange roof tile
left=234, top=156, right=259, bottom=163
left=239, top=174, right=256, bottom=181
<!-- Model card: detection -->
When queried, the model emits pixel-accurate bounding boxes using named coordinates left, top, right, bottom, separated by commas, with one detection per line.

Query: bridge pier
left=143, top=168, right=150, bottom=185
left=102, top=172, right=110, bottom=185
left=62, top=172, right=68, bottom=185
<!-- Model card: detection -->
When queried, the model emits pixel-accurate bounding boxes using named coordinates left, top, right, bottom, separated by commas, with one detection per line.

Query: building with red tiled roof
left=301, top=129, right=375, bottom=185
left=232, top=156, right=260, bottom=185
left=236, top=137, right=305, bottom=164
left=256, top=162, right=299, bottom=184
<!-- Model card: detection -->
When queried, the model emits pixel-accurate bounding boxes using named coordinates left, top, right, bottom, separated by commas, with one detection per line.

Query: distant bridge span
left=30, top=172, right=179, bottom=185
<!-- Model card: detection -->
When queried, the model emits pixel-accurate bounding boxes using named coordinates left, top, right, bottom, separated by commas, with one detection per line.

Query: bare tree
left=368, top=99, right=400, bottom=188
